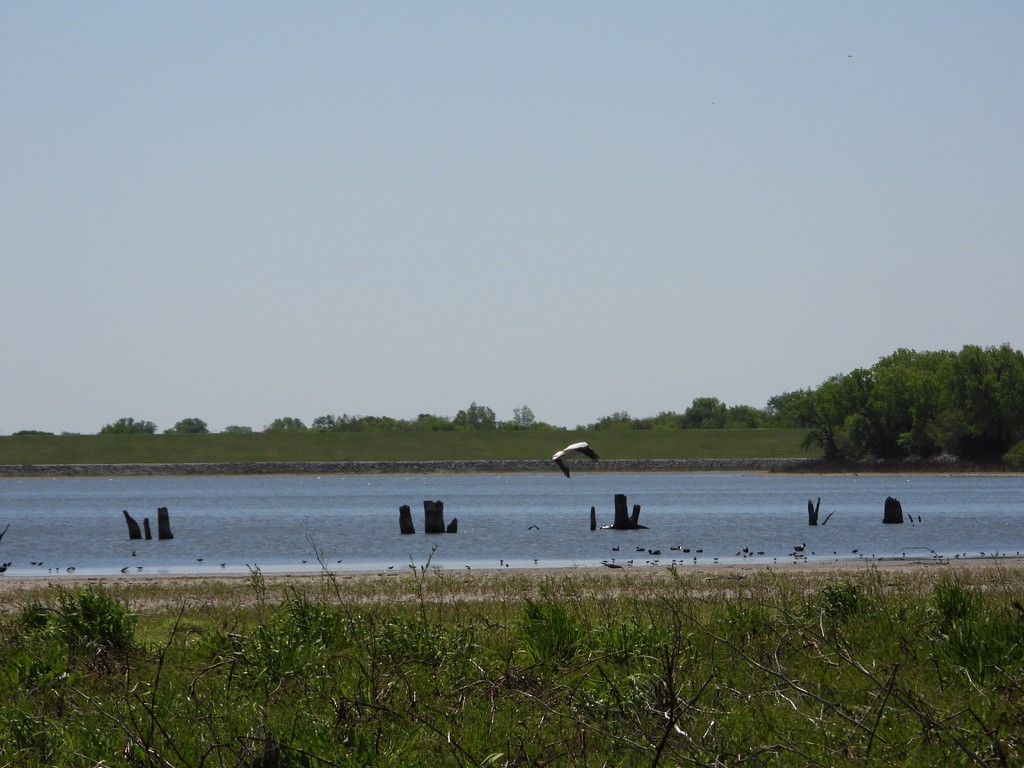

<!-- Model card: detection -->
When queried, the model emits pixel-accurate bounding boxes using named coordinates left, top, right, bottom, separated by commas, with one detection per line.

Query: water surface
left=0, top=472, right=1021, bottom=578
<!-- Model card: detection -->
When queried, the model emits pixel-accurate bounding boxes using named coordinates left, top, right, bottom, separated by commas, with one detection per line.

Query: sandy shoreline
left=3, top=555, right=1022, bottom=599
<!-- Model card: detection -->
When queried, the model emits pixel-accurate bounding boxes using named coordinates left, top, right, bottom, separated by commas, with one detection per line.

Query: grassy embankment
left=0, top=428, right=817, bottom=465
left=1, top=563, right=1022, bottom=765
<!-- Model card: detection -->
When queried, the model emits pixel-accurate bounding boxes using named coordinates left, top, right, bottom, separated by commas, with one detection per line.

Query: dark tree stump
left=446, top=517, right=458, bottom=533
left=604, top=494, right=648, bottom=530
left=883, top=496, right=904, bottom=524
left=613, top=494, right=631, bottom=529
left=808, top=497, right=821, bottom=526
left=143, top=518, right=152, bottom=540
left=590, top=506, right=597, bottom=531
left=424, top=500, right=446, bottom=534
left=157, top=507, right=174, bottom=539
left=123, top=510, right=143, bottom=540
left=399, top=505, right=415, bottom=534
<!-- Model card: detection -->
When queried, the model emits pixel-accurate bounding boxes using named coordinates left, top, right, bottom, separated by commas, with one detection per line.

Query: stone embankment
left=0, top=458, right=827, bottom=477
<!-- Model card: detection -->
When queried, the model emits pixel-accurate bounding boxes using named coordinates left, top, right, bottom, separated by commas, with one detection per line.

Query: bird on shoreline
left=552, top=441, right=600, bottom=477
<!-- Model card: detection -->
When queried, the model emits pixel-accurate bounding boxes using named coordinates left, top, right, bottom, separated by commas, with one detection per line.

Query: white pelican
left=552, top=441, right=599, bottom=477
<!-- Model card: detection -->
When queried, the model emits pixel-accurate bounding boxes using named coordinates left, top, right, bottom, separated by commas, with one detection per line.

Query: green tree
left=413, top=413, right=454, bottom=431
left=725, top=405, right=766, bottom=428
left=165, top=418, right=209, bottom=434
left=99, top=417, right=157, bottom=435
left=769, top=381, right=847, bottom=460
left=452, top=402, right=496, bottom=430
left=310, top=414, right=340, bottom=431
left=222, top=425, right=253, bottom=434
left=682, top=397, right=728, bottom=429
left=263, top=417, right=307, bottom=432
left=509, top=405, right=537, bottom=430
left=591, top=411, right=636, bottom=430
left=648, top=411, right=685, bottom=429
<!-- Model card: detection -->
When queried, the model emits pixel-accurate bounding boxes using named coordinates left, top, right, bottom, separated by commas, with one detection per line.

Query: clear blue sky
left=3, top=3, right=1022, bottom=434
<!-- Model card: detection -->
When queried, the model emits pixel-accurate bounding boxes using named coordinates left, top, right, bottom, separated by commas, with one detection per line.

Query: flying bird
left=552, top=441, right=599, bottom=477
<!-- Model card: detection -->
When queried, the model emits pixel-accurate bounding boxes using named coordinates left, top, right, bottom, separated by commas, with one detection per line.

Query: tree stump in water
left=399, top=505, right=416, bottom=534
left=808, top=497, right=821, bottom=525
left=424, top=500, right=446, bottom=534
left=157, top=507, right=174, bottom=539
left=590, top=506, right=597, bottom=531
left=123, top=510, right=143, bottom=540
left=883, top=496, right=904, bottom=524
left=446, top=517, right=458, bottom=533
left=143, top=518, right=152, bottom=540
left=605, top=494, right=648, bottom=530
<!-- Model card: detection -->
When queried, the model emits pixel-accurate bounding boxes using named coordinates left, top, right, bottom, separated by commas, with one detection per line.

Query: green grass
left=1, top=564, right=1022, bottom=766
left=0, top=428, right=816, bottom=465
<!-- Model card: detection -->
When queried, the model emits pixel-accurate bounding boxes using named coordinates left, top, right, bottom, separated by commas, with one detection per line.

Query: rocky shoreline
left=0, top=456, right=1004, bottom=477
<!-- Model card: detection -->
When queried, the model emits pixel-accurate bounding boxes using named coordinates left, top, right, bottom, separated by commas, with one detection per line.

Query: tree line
left=15, top=344, right=1024, bottom=466
left=768, top=344, right=1024, bottom=464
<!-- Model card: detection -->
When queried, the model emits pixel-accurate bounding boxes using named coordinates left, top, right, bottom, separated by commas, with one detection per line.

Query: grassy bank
left=0, top=428, right=817, bottom=465
left=1, top=562, right=1022, bottom=765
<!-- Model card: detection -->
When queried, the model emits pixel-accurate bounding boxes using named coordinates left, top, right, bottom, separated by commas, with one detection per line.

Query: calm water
left=0, top=472, right=1022, bottom=578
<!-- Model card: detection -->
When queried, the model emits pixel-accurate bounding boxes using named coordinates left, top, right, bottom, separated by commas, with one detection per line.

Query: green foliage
left=519, top=592, right=587, bottom=663
left=775, top=344, right=1024, bottom=461
left=682, top=396, right=729, bottom=429
left=1004, top=440, right=1024, bottom=470
left=2, top=568, right=1024, bottom=765
left=818, top=581, right=862, bottom=620
left=928, top=575, right=1024, bottom=682
left=263, top=416, right=307, bottom=432
left=164, top=417, right=209, bottom=434
left=99, top=416, right=157, bottom=434
left=591, top=410, right=638, bottom=429
left=3, top=587, right=137, bottom=689
left=509, top=404, right=536, bottom=429
left=452, top=401, right=497, bottom=429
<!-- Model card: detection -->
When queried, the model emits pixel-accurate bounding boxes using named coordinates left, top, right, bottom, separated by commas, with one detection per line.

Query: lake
left=0, top=472, right=1022, bottom=578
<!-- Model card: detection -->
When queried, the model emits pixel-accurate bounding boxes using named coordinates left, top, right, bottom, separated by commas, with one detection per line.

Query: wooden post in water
left=157, top=507, right=174, bottom=539
left=424, top=500, right=446, bottom=534
left=446, top=517, right=458, bottom=533
left=883, top=496, right=904, bottom=524
left=590, top=506, right=597, bottom=531
left=399, top=505, right=415, bottom=534
left=143, top=518, right=152, bottom=540
left=123, top=510, right=143, bottom=540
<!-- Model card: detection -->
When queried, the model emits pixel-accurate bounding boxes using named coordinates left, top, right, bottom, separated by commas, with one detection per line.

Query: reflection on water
left=0, top=472, right=1022, bottom=578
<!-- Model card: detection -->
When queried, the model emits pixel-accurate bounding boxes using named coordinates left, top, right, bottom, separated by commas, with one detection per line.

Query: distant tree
left=100, top=417, right=157, bottom=435
left=452, top=402, right=496, bottom=430
left=591, top=411, right=635, bottom=430
left=263, top=417, right=307, bottom=432
left=13, top=430, right=54, bottom=436
left=648, top=411, right=685, bottom=429
left=310, top=415, right=340, bottom=431
left=682, top=397, right=728, bottom=429
left=509, top=405, right=537, bottom=430
left=222, top=425, right=254, bottom=434
left=413, top=413, right=454, bottom=431
left=725, top=405, right=766, bottom=429
left=165, top=418, right=209, bottom=434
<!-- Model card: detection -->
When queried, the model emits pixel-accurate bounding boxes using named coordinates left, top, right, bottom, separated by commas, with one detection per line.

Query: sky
left=3, top=3, right=1023, bottom=434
